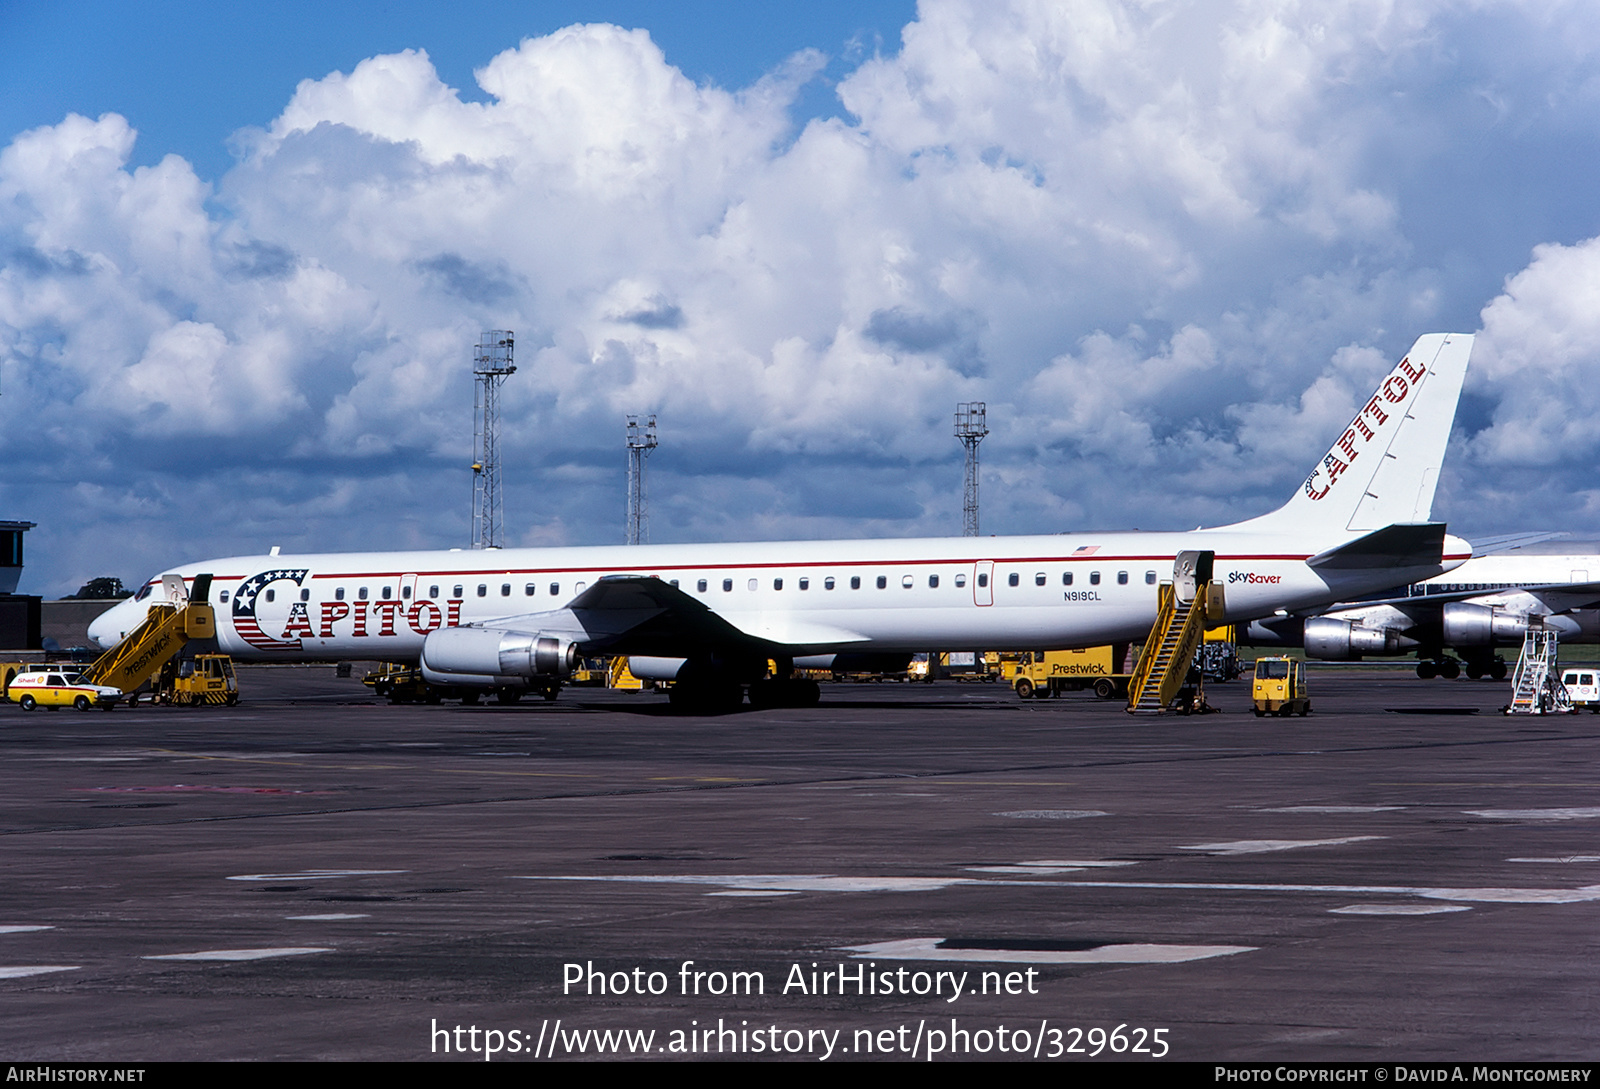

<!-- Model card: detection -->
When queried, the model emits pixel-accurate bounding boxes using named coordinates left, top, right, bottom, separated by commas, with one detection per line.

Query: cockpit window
left=134, top=582, right=155, bottom=602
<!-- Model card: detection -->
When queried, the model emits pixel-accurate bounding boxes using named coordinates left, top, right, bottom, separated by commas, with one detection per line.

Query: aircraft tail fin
left=1233, top=333, right=1473, bottom=537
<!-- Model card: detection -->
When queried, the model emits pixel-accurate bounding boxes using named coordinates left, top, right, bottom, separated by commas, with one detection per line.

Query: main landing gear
left=1416, top=655, right=1507, bottom=680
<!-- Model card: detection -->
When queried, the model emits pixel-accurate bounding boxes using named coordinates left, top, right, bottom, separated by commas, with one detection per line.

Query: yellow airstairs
left=80, top=574, right=217, bottom=698
left=1127, top=551, right=1224, bottom=715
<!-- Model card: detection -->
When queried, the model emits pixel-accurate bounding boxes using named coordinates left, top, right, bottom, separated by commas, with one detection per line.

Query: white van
left=1560, top=669, right=1600, bottom=711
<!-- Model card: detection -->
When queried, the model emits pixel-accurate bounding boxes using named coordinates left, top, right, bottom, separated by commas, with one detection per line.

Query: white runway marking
left=0, top=966, right=78, bottom=978
left=522, top=874, right=978, bottom=893
left=0, top=926, right=53, bottom=934
left=1466, top=808, right=1600, bottom=821
left=285, top=914, right=370, bottom=921
left=226, top=869, right=407, bottom=882
left=996, top=810, right=1107, bottom=820
left=1329, top=904, right=1470, bottom=915
left=143, top=947, right=333, bottom=961
left=845, top=938, right=1254, bottom=964
left=707, top=891, right=801, bottom=897
left=967, top=859, right=1140, bottom=875
left=1179, top=837, right=1384, bottom=854
left=1509, top=856, right=1600, bottom=864
left=519, top=872, right=1600, bottom=906
left=1259, top=806, right=1402, bottom=813
left=1055, top=880, right=1600, bottom=904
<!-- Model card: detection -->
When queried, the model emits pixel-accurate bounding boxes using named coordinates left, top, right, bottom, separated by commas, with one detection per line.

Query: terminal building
left=0, top=520, right=40, bottom=650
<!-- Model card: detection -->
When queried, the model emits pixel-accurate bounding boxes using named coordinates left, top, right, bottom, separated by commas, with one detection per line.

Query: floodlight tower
left=625, top=414, right=658, bottom=545
left=471, top=330, right=516, bottom=549
left=955, top=402, right=988, bottom=537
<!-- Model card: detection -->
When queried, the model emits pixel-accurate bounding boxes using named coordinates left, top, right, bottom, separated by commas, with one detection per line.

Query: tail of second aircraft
left=1230, top=332, right=1474, bottom=539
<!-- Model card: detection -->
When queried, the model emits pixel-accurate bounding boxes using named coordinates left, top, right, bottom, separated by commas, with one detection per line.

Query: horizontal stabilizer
left=1307, top=523, right=1446, bottom=571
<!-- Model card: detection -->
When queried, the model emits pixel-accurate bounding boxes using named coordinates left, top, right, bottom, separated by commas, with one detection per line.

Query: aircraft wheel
left=74, top=695, right=92, bottom=712
left=1465, top=662, right=1483, bottom=680
left=1491, top=659, right=1507, bottom=681
left=19, top=695, right=36, bottom=711
left=461, top=692, right=480, bottom=706
left=1440, top=659, right=1461, bottom=680
left=495, top=688, right=522, bottom=705
left=1014, top=679, right=1034, bottom=700
left=1416, top=660, right=1437, bottom=679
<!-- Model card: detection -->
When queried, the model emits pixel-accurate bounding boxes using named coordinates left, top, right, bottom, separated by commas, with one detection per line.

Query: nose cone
left=87, top=598, right=138, bottom=650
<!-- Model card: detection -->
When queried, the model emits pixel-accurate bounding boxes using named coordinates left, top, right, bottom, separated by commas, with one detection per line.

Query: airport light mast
left=625, top=414, right=658, bottom=545
left=955, top=402, right=988, bottom=537
left=471, top=330, right=515, bottom=550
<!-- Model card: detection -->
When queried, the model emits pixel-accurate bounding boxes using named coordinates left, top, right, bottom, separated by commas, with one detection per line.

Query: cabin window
left=901, top=574, right=913, bottom=589
left=697, top=579, right=708, bottom=592
left=1146, top=571, right=1157, bottom=585
left=549, top=583, right=559, bottom=596
left=265, top=589, right=275, bottom=603
left=955, top=574, right=967, bottom=588
left=1008, top=572, right=1020, bottom=587
left=525, top=583, right=535, bottom=596
left=501, top=583, right=511, bottom=596
left=381, top=586, right=392, bottom=600
left=929, top=574, right=939, bottom=588
left=1089, top=572, right=1100, bottom=585
left=1117, top=571, right=1128, bottom=585
left=429, top=585, right=439, bottom=598
left=402, top=585, right=412, bottom=599
left=1035, top=572, right=1046, bottom=586
left=452, top=585, right=463, bottom=598
left=748, top=578, right=758, bottom=591
left=851, top=576, right=861, bottom=590
left=669, top=579, right=679, bottom=588
left=723, top=579, right=733, bottom=592
left=575, top=581, right=586, bottom=592
left=799, top=577, right=810, bottom=590
left=977, top=573, right=988, bottom=588
left=300, top=588, right=310, bottom=602
left=477, top=584, right=487, bottom=597
left=773, top=578, right=783, bottom=590
left=1063, top=572, right=1073, bottom=586
left=219, top=591, right=229, bottom=603
left=824, top=577, right=835, bottom=590
left=358, top=587, right=369, bottom=600
left=335, top=587, right=345, bottom=601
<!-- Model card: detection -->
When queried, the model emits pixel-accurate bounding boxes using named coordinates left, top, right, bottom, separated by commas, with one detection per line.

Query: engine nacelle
left=420, top=626, right=577, bottom=686
left=1441, top=603, right=1529, bottom=647
left=1304, top=616, right=1405, bottom=660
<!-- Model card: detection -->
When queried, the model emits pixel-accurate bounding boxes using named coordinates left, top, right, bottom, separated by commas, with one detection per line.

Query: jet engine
left=1440, top=603, right=1530, bottom=647
left=420, top=626, right=578, bottom=687
left=1303, top=616, right=1410, bottom=660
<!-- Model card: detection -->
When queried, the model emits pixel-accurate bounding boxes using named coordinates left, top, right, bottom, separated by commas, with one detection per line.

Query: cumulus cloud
left=5, top=2, right=1600, bottom=592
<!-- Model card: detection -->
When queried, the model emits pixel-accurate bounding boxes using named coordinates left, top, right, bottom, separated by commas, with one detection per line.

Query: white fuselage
left=89, top=528, right=1470, bottom=662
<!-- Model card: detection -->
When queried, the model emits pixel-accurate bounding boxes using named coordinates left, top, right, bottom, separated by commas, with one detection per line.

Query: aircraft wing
left=1469, top=531, right=1571, bottom=557
left=476, top=574, right=865, bottom=656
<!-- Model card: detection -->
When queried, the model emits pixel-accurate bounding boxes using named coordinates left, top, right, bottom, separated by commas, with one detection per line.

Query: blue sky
left=5, top=1, right=1600, bottom=596
left=0, top=2, right=916, bottom=180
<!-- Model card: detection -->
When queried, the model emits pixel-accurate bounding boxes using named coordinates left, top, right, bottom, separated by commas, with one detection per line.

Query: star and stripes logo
left=231, top=568, right=310, bottom=651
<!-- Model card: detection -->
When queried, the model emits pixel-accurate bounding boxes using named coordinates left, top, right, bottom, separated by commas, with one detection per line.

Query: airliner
left=89, top=333, right=1476, bottom=710
left=1248, top=540, right=1600, bottom=679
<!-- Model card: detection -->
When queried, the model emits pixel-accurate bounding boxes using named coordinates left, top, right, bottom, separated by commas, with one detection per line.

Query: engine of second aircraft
left=1303, top=616, right=1408, bottom=660
left=420, top=626, right=578, bottom=683
left=1440, top=603, right=1530, bottom=647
